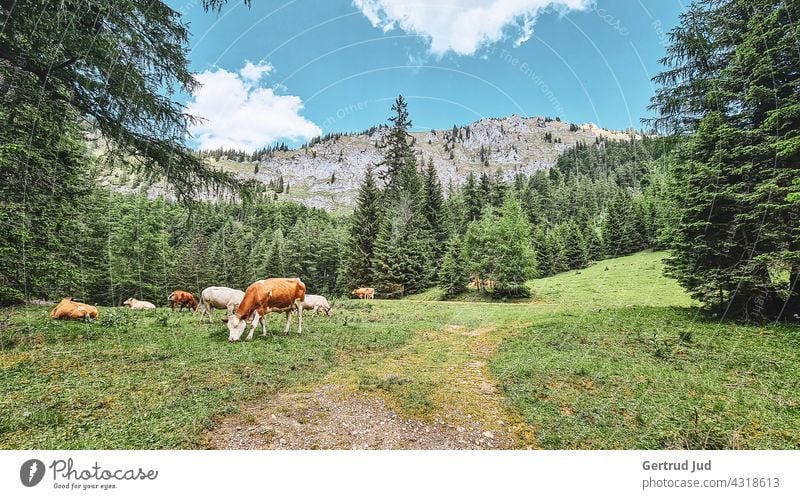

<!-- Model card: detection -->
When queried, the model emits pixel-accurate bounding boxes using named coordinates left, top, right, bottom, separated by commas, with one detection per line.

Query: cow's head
left=325, top=306, right=334, bottom=316
left=122, top=298, right=134, bottom=307
left=224, top=314, right=247, bottom=342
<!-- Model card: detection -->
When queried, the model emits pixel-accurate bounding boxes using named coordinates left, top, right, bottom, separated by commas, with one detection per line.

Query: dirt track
left=205, top=324, right=537, bottom=450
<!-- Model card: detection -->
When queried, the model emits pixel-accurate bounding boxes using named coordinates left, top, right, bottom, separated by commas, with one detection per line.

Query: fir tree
left=423, top=158, right=448, bottom=267
left=492, top=197, right=535, bottom=298
left=379, top=95, right=412, bottom=189
left=535, top=227, right=567, bottom=277
left=372, top=154, right=433, bottom=293
left=342, top=167, right=381, bottom=289
left=439, top=236, right=469, bottom=299
left=463, top=172, right=483, bottom=223
left=601, top=190, right=636, bottom=257
left=488, top=170, right=507, bottom=208
left=262, top=228, right=287, bottom=278
left=561, top=220, right=588, bottom=269
left=650, top=0, right=800, bottom=320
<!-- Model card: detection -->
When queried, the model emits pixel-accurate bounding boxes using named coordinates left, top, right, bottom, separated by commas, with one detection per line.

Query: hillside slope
left=214, top=115, right=638, bottom=211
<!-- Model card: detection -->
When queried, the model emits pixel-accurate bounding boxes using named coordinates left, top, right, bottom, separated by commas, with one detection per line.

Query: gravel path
left=205, top=384, right=515, bottom=450
left=205, top=324, right=536, bottom=450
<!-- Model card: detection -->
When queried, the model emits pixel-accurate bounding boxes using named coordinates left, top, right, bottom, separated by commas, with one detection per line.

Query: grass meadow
left=1, top=251, right=798, bottom=449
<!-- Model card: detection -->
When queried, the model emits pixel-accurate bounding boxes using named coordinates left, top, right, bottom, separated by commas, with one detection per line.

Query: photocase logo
left=20, top=459, right=46, bottom=487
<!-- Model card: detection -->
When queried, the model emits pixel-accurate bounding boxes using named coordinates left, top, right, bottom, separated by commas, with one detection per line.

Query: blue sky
left=172, top=0, right=687, bottom=151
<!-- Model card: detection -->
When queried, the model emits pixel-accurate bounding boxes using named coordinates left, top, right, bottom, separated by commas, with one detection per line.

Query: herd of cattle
left=48, top=279, right=378, bottom=342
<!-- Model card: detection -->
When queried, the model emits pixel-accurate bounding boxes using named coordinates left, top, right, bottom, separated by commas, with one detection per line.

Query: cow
left=168, top=290, right=197, bottom=312
left=50, top=297, right=99, bottom=321
left=224, top=278, right=306, bottom=341
left=123, top=297, right=156, bottom=310
left=351, top=287, right=375, bottom=300
left=197, top=286, right=245, bottom=323
left=301, top=294, right=333, bottom=316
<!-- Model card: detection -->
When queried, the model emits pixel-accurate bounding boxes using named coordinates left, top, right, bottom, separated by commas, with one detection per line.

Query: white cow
left=301, top=294, right=333, bottom=316
left=123, top=297, right=156, bottom=310
left=198, top=286, right=245, bottom=323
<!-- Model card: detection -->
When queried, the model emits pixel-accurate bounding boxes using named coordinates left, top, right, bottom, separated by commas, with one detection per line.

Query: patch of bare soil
left=205, top=322, right=537, bottom=450
left=205, top=384, right=515, bottom=450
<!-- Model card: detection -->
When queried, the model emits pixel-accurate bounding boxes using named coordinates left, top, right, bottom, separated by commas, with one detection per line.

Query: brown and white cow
left=351, top=287, right=375, bottom=300
left=168, top=290, right=197, bottom=312
left=225, top=278, right=306, bottom=341
left=50, top=297, right=99, bottom=321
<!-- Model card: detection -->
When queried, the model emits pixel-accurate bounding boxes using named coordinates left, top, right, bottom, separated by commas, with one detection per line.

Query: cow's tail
left=194, top=295, right=203, bottom=315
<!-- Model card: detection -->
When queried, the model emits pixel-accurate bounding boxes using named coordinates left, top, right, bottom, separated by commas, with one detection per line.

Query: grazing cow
left=123, top=298, right=156, bottom=310
left=351, top=287, right=375, bottom=300
left=225, top=278, right=306, bottom=341
left=168, top=290, right=197, bottom=312
left=198, top=286, right=245, bottom=323
left=301, top=294, right=333, bottom=316
left=50, top=297, right=99, bottom=321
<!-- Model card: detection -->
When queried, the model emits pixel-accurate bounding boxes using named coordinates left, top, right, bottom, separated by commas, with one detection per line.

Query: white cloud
left=514, top=15, right=535, bottom=47
left=353, top=0, right=593, bottom=56
left=187, top=64, right=321, bottom=152
left=239, top=60, right=274, bottom=83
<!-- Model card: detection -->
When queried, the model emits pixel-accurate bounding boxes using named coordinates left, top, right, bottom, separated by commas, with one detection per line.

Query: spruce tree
left=371, top=154, right=433, bottom=293
left=423, top=158, right=448, bottom=267
left=463, top=209, right=499, bottom=287
left=492, top=197, right=535, bottom=298
left=601, top=190, right=636, bottom=257
left=439, top=236, right=469, bottom=299
left=369, top=98, right=434, bottom=294
left=584, top=224, right=603, bottom=263
left=342, top=167, right=381, bottom=289
left=562, top=221, right=589, bottom=269
left=463, top=172, right=484, bottom=223
left=379, top=95, right=412, bottom=189
left=535, top=227, right=567, bottom=277
left=650, top=0, right=800, bottom=320
left=489, top=170, right=507, bottom=208
left=262, top=228, right=287, bottom=278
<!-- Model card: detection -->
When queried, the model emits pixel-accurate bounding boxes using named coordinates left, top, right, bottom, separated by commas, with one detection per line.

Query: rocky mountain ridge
left=227, top=115, right=638, bottom=211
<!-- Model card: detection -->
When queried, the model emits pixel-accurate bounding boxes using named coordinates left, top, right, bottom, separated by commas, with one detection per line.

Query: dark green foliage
left=462, top=172, right=484, bottom=223
left=340, top=96, right=435, bottom=295
left=285, top=219, right=344, bottom=294
left=650, top=0, right=800, bottom=321
left=341, top=167, right=381, bottom=290
left=602, top=190, right=638, bottom=258
left=561, top=221, right=589, bottom=269
left=438, top=236, right=469, bottom=298
left=491, top=197, right=535, bottom=298
left=534, top=226, right=568, bottom=277
left=379, top=95, right=412, bottom=188
left=422, top=158, right=449, bottom=268
left=371, top=153, right=433, bottom=294
left=0, top=178, right=345, bottom=305
left=488, top=170, right=507, bottom=208
left=262, top=228, right=288, bottom=278
left=0, top=0, right=240, bottom=201
left=584, top=224, right=603, bottom=263
left=463, top=210, right=500, bottom=286
left=462, top=198, right=535, bottom=298
left=0, top=94, right=91, bottom=304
